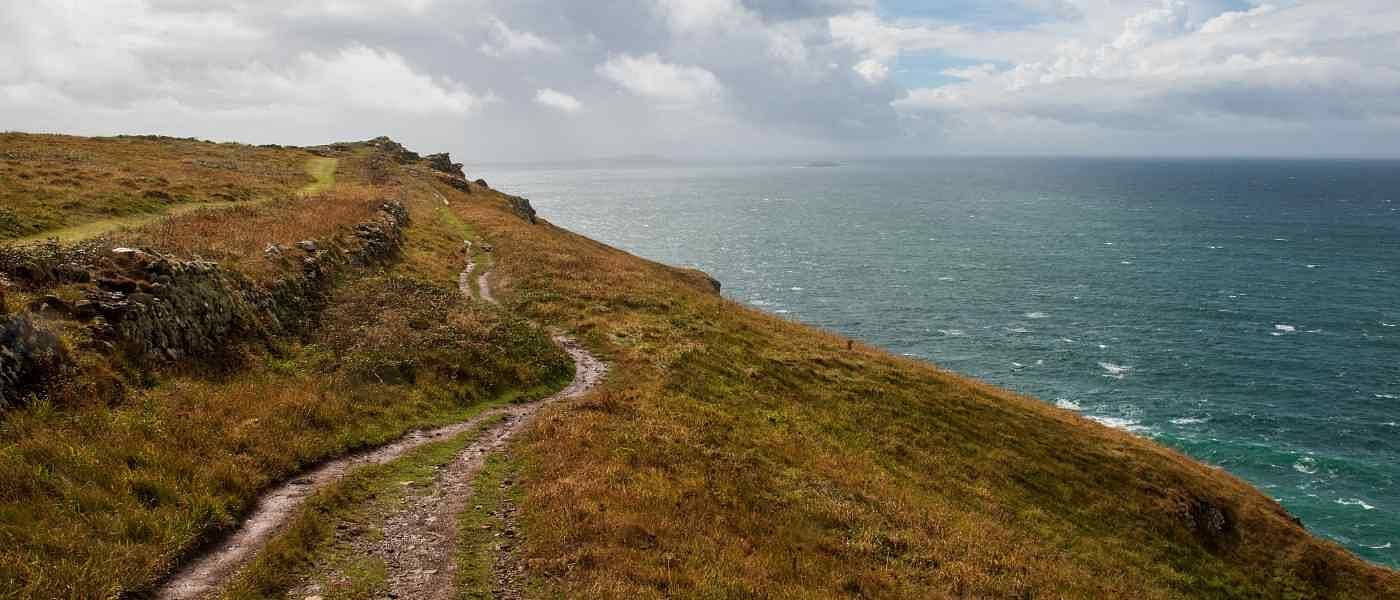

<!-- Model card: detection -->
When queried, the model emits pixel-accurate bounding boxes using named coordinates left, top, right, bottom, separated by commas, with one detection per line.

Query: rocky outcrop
left=504, top=195, right=537, bottom=224
left=366, top=136, right=421, bottom=163
left=424, top=153, right=466, bottom=179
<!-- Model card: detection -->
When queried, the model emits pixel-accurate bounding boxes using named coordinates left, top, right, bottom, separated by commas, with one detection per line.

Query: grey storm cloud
left=3, top=0, right=1400, bottom=159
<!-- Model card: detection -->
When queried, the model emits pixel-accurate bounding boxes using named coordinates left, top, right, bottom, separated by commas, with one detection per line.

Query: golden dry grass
left=3, top=133, right=1397, bottom=599
left=441, top=184, right=1400, bottom=598
left=0, top=133, right=313, bottom=241
left=0, top=136, right=570, bottom=598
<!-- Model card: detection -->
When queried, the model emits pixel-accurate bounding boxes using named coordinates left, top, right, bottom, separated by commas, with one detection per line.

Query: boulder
left=295, top=240, right=318, bottom=253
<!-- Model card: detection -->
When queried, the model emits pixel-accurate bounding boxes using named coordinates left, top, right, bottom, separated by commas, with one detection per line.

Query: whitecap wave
left=1007, top=327, right=1031, bottom=334
left=789, top=287, right=804, bottom=291
left=1366, top=542, right=1393, bottom=550
left=1336, top=498, right=1377, bottom=511
left=1171, top=417, right=1209, bottom=425
left=937, top=329, right=966, bottom=337
left=1055, top=398, right=1082, bottom=410
left=1382, top=322, right=1397, bottom=328
left=1376, top=394, right=1399, bottom=400
left=1087, top=415, right=1148, bottom=433
left=1025, top=311, right=1049, bottom=319
left=1099, top=362, right=1131, bottom=379
left=1293, top=457, right=1318, bottom=474
left=1272, top=324, right=1298, bottom=336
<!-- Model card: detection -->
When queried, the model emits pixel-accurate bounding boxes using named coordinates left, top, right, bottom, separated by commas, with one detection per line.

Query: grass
left=455, top=452, right=519, bottom=599
left=299, top=157, right=339, bottom=196
left=223, top=413, right=509, bottom=600
left=3, top=133, right=1397, bottom=599
left=439, top=183, right=1400, bottom=598
left=0, top=133, right=311, bottom=242
left=0, top=135, right=570, bottom=598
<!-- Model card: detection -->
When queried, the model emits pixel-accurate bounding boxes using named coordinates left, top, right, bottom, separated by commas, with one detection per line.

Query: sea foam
left=1098, top=362, right=1131, bottom=379
left=1336, top=498, right=1377, bottom=511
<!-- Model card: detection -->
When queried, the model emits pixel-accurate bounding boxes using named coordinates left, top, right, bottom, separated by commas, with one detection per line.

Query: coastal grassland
left=0, top=133, right=313, bottom=241
left=223, top=413, right=509, bottom=600
left=446, top=188, right=1400, bottom=598
left=299, top=156, right=339, bottom=196
left=0, top=139, right=570, bottom=598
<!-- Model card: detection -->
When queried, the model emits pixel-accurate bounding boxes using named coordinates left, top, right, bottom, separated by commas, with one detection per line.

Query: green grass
left=13, top=199, right=257, bottom=244
left=299, top=157, right=339, bottom=196
left=0, top=136, right=572, bottom=598
left=455, top=452, right=519, bottom=599
left=223, top=413, right=509, bottom=600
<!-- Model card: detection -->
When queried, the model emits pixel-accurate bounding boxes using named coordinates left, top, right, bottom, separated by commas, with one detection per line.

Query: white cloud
left=535, top=88, right=584, bottom=113
left=597, top=53, right=724, bottom=104
left=1200, top=4, right=1278, bottom=34
left=480, top=18, right=560, bottom=58
left=652, top=0, right=747, bottom=33
left=852, top=58, right=888, bottom=83
left=828, top=11, right=968, bottom=61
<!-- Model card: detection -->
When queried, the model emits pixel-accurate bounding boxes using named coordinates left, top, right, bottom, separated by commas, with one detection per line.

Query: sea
left=485, top=157, right=1400, bottom=566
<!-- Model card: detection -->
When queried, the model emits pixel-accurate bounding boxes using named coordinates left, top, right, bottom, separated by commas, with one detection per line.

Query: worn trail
left=155, top=252, right=603, bottom=599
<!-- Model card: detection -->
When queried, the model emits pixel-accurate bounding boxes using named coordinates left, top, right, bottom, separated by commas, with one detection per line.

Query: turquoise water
left=487, top=158, right=1400, bottom=566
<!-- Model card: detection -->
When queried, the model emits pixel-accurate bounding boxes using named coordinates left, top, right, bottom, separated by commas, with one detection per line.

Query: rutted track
left=155, top=256, right=604, bottom=599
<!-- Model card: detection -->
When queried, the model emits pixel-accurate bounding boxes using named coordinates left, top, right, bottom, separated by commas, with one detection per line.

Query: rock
left=504, top=195, right=537, bottom=224
left=72, top=300, right=98, bottom=321
left=295, top=240, right=318, bottom=253
left=478, top=243, right=494, bottom=253
left=97, top=277, right=139, bottom=293
left=424, top=153, right=466, bottom=178
left=474, top=178, right=489, bottom=188
left=1, top=314, right=71, bottom=408
left=29, top=294, right=73, bottom=315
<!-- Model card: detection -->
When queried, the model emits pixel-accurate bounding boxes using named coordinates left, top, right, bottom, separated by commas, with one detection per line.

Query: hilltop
left=1, top=133, right=1397, bottom=599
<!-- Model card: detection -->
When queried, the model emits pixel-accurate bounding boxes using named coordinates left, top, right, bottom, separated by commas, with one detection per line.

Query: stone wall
left=0, top=201, right=409, bottom=407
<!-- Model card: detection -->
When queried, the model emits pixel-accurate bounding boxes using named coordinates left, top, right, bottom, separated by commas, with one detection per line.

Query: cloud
left=852, top=58, right=888, bottom=83
left=597, top=53, right=724, bottom=104
left=535, top=88, right=584, bottom=113
left=479, top=18, right=560, bottom=58
left=2, top=0, right=1400, bottom=158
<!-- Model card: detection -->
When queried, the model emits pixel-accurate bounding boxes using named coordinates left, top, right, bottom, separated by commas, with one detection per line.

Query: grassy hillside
left=1, top=133, right=1396, bottom=598
left=0, top=134, right=570, bottom=598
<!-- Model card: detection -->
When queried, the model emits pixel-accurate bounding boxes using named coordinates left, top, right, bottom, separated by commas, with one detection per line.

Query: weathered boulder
left=424, top=153, right=466, bottom=178
left=474, top=178, right=490, bottom=189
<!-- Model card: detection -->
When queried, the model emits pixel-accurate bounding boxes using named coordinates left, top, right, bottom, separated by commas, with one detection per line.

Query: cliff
left=0, top=133, right=1395, bottom=599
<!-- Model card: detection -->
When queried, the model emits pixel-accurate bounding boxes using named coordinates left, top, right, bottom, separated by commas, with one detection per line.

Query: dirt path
left=155, top=256, right=603, bottom=599
left=337, top=334, right=602, bottom=599
left=356, top=256, right=575, bottom=598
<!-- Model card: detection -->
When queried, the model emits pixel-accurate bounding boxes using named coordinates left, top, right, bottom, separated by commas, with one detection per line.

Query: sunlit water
left=486, top=158, right=1400, bottom=565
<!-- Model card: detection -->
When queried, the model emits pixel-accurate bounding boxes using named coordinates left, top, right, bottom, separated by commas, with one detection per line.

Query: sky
left=3, top=0, right=1400, bottom=160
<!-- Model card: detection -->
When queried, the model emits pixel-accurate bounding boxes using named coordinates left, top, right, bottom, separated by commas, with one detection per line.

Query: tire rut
left=154, top=251, right=603, bottom=599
